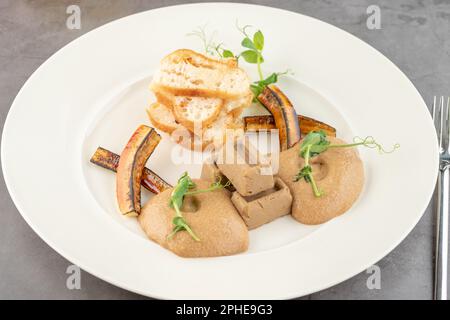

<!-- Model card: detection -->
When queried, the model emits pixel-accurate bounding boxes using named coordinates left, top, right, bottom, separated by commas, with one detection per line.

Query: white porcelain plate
left=1, top=3, right=438, bottom=299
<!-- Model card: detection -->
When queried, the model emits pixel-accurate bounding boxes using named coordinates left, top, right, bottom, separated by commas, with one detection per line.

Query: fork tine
left=439, top=96, right=445, bottom=151
left=447, top=97, right=450, bottom=139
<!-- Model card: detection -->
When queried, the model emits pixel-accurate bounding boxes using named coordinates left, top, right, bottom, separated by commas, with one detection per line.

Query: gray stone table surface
left=0, top=0, right=448, bottom=300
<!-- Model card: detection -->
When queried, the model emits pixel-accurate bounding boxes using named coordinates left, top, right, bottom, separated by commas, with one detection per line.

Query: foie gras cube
left=231, top=177, right=292, bottom=229
left=216, top=138, right=274, bottom=196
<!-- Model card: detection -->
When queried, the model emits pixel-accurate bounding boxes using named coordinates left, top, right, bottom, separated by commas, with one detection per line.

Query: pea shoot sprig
left=294, top=131, right=400, bottom=197
left=168, top=172, right=199, bottom=241
left=188, top=24, right=291, bottom=101
left=234, top=24, right=292, bottom=100
left=168, top=172, right=230, bottom=241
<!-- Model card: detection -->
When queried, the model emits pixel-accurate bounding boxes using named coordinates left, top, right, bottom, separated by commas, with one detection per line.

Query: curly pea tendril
left=328, top=136, right=400, bottom=154
left=296, top=131, right=400, bottom=198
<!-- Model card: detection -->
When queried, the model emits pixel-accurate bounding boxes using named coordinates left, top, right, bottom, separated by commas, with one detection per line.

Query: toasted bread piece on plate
left=152, top=88, right=223, bottom=131
left=153, top=87, right=253, bottom=122
left=172, top=96, right=223, bottom=131
left=151, top=49, right=251, bottom=99
left=146, top=102, right=182, bottom=134
left=147, top=103, right=243, bottom=151
left=223, top=91, right=253, bottom=117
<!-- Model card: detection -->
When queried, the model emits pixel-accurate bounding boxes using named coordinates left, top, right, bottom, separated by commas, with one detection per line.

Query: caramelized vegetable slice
left=257, top=85, right=301, bottom=150
left=90, top=147, right=171, bottom=194
left=116, top=125, right=161, bottom=216
left=244, top=115, right=336, bottom=137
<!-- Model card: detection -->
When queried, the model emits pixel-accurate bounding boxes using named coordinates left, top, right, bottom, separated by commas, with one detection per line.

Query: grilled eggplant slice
left=90, top=147, right=171, bottom=194
left=257, top=85, right=301, bottom=150
left=116, top=125, right=161, bottom=216
left=244, top=115, right=336, bottom=137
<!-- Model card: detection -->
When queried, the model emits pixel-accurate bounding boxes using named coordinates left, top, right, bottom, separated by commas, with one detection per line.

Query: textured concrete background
left=0, top=0, right=448, bottom=299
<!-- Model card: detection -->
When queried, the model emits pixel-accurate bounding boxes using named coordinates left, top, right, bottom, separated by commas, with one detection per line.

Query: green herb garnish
left=250, top=71, right=291, bottom=100
left=185, top=178, right=231, bottom=196
left=168, top=172, right=230, bottom=241
left=168, top=172, right=199, bottom=241
left=189, top=24, right=290, bottom=102
left=236, top=25, right=265, bottom=80
left=294, top=131, right=399, bottom=197
left=234, top=24, right=292, bottom=101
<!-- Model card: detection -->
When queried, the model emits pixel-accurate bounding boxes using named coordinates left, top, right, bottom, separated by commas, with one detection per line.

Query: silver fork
left=432, top=96, right=450, bottom=300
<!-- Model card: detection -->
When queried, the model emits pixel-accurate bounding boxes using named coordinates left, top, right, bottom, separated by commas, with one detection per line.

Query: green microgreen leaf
left=294, top=165, right=312, bottom=182
left=184, top=179, right=231, bottom=196
left=168, top=216, right=200, bottom=242
left=222, top=49, right=235, bottom=58
left=253, top=30, right=264, bottom=50
left=250, top=84, right=263, bottom=100
left=168, top=173, right=232, bottom=241
left=169, top=171, right=196, bottom=211
left=241, top=50, right=260, bottom=64
left=241, top=37, right=256, bottom=50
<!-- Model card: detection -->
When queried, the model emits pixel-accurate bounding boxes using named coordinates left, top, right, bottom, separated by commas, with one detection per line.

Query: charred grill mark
left=127, top=128, right=161, bottom=214
left=243, top=115, right=336, bottom=137
left=280, top=105, right=291, bottom=147
left=266, top=85, right=284, bottom=107
left=90, top=146, right=171, bottom=194
left=257, top=85, right=301, bottom=150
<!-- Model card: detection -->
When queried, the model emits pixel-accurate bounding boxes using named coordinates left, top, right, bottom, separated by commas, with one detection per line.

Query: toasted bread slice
left=147, top=102, right=200, bottom=148
left=146, top=102, right=182, bottom=134
left=147, top=102, right=243, bottom=151
left=151, top=49, right=251, bottom=99
left=153, top=88, right=223, bottom=131
left=201, top=110, right=244, bottom=150
left=153, top=86, right=253, bottom=121
left=224, top=91, right=253, bottom=117
left=173, top=96, right=223, bottom=132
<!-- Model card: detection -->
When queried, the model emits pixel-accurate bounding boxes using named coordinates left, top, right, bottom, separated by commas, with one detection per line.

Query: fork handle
left=435, top=164, right=449, bottom=300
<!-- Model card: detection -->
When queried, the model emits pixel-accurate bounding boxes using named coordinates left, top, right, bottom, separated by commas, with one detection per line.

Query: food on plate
left=292, top=131, right=398, bottom=198
left=154, top=87, right=253, bottom=128
left=146, top=102, right=183, bottom=134
left=278, top=135, right=364, bottom=225
left=138, top=177, right=248, bottom=257
left=148, top=102, right=243, bottom=150
left=222, top=92, right=253, bottom=117
left=90, top=146, right=171, bottom=194
left=243, top=114, right=336, bottom=137
left=158, top=88, right=223, bottom=131
left=216, top=138, right=274, bottom=196
left=257, top=85, right=301, bottom=150
left=296, top=115, right=336, bottom=137
left=231, top=177, right=292, bottom=229
left=89, top=25, right=400, bottom=257
left=204, top=138, right=293, bottom=228
left=116, top=125, right=161, bottom=216
left=200, top=159, right=235, bottom=191
left=150, top=49, right=251, bottom=99
left=197, top=108, right=242, bottom=149
left=147, top=49, right=253, bottom=151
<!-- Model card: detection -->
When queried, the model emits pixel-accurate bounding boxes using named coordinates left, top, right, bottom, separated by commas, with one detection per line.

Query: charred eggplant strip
left=116, top=125, right=162, bottom=216
left=257, top=85, right=301, bottom=150
left=243, top=115, right=336, bottom=137
left=90, top=147, right=171, bottom=194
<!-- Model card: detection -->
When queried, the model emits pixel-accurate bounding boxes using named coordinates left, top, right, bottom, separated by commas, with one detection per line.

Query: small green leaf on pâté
left=294, top=165, right=312, bottom=182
